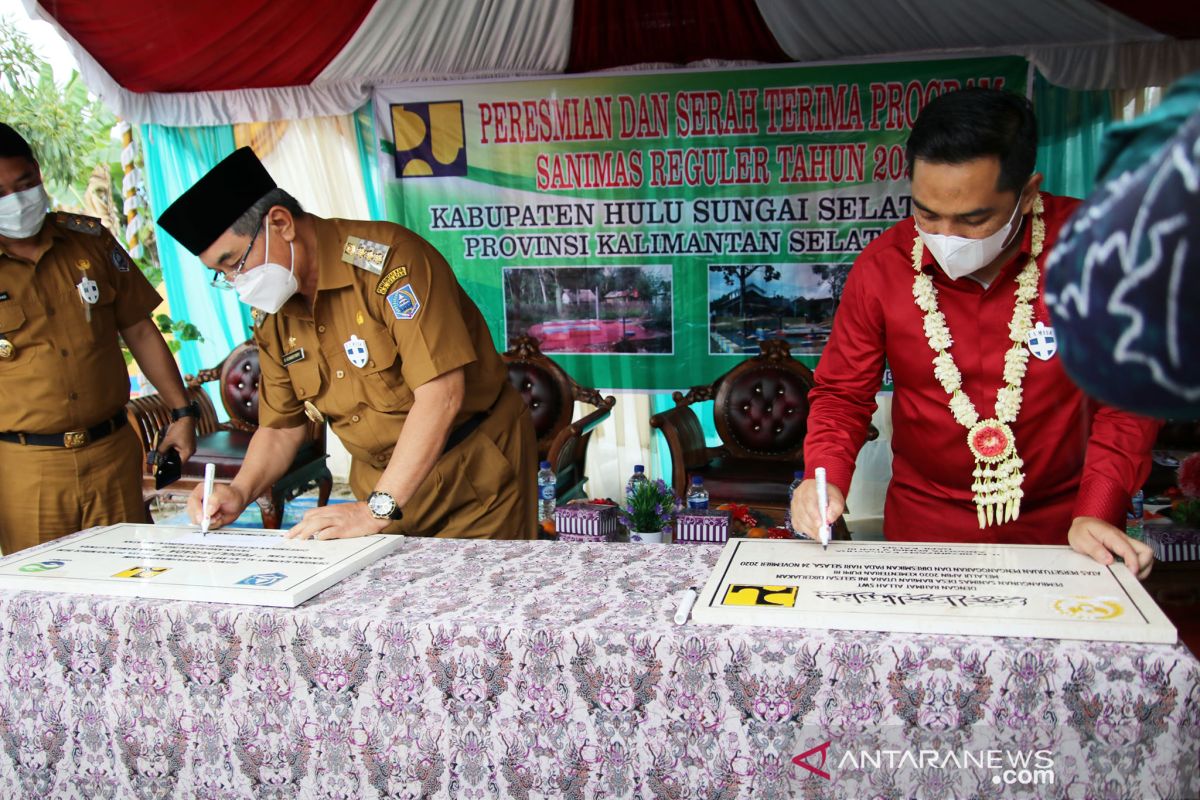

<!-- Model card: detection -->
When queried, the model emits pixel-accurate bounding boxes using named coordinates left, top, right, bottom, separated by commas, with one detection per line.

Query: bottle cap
left=691, top=476, right=703, bottom=485
left=634, top=464, right=645, bottom=472
left=540, top=460, right=551, bottom=469
left=794, top=470, right=804, bottom=479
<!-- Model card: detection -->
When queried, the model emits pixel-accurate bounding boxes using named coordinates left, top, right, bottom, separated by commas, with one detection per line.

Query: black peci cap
left=157, top=147, right=276, bottom=255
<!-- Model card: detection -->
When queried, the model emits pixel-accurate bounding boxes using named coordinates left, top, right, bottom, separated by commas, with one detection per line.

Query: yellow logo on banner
left=722, top=585, right=798, bottom=607
left=113, top=566, right=169, bottom=579
left=390, top=101, right=467, bottom=178
left=1053, top=596, right=1124, bottom=621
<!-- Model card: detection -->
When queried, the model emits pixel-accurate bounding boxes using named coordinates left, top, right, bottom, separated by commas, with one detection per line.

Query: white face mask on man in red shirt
left=915, top=197, right=1023, bottom=281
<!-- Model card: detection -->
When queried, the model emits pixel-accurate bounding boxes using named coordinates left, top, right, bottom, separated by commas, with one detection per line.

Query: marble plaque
left=0, top=523, right=404, bottom=607
left=692, top=539, right=1176, bottom=644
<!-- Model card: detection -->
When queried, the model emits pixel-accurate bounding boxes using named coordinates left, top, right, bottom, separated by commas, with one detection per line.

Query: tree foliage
left=0, top=16, right=116, bottom=206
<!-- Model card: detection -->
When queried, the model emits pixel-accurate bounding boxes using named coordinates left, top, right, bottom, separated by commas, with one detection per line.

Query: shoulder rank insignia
left=54, top=212, right=104, bottom=236
left=251, top=307, right=267, bottom=327
left=375, top=266, right=409, bottom=295
left=341, top=235, right=389, bottom=275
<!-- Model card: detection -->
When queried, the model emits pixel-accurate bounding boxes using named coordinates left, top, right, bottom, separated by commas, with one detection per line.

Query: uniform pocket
left=66, top=281, right=117, bottom=344
left=286, top=357, right=323, bottom=404
left=352, top=321, right=412, bottom=412
left=0, top=301, right=45, bottom=376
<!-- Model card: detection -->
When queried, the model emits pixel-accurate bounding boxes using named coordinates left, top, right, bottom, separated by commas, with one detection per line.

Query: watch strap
left=170, top=401, right=200, bottom=421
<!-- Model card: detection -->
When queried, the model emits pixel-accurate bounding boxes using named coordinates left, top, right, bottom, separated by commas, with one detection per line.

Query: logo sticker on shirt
left=386, top=284, right=421, bottom=321
left=1026, top=321, right=1057, bottom=361
left=111, top=246, right=131, bottom=272
left=77, top=277, right=99, bottom=304
left=343, top=334, right=369, bottom=368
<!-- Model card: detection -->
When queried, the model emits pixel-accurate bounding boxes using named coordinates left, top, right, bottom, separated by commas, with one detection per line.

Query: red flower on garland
left=1179, top=453, right=1200, bottom=499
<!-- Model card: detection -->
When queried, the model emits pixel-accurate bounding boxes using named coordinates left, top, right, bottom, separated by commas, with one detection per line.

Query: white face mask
left=0, top=184, right=49, bottom=239
left=916, top=197, right=1024, bottom=280
left=232, top=224, right=297, bottom=313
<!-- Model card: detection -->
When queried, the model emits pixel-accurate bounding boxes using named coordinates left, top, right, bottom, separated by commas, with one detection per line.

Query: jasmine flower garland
left=911, top=196, right=1045, bottom=529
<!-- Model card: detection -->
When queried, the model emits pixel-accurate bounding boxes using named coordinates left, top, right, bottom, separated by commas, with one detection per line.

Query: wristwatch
left=367, top=491, right=403, bottom=520
left=170, top=401, right=200, bottom=421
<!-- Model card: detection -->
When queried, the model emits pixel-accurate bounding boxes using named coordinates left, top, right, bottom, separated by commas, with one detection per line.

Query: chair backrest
left=218, top=341, right=261, bottom=428
left=680, top=338, right=814, bottom=461
left=502, top=335, right=612, bottom=452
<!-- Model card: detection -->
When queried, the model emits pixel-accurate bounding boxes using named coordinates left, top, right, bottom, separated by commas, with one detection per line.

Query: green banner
left=373, top=57, right=1027, bottom=390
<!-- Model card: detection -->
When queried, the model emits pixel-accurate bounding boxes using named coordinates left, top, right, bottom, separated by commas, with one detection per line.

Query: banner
left=374, top=57, right=1028, bottom=390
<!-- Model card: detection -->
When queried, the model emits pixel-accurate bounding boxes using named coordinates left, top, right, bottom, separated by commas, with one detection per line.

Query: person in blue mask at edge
left=0, top=123, right=196, bottom=555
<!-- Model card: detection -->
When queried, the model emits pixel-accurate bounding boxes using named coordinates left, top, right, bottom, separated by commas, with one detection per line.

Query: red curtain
left=39, top=0, right=376, bottom=92
left=567, top=0, right=789, bottom=73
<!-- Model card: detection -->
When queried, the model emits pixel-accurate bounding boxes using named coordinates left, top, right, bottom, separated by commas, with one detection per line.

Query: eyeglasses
left=210, top=222, right=263, bottom=290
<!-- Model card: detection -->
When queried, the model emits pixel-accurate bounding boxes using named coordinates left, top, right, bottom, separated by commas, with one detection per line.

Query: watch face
left=368, top=492, right=394, bottom=517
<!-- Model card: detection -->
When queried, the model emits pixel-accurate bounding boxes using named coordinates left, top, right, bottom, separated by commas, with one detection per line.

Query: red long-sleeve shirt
left=804, top=192, right=1159, bottom=545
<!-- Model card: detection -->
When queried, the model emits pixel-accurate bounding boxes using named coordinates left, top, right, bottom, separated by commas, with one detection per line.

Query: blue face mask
left=0, top=184, right=49, bottom=239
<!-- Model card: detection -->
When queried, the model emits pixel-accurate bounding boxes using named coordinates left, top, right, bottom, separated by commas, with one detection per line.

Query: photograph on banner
left=374, top=56, right=1027, bottom=390
left=503, top=264, right=673, bottom=354
left=708, top=262, right=849, bottom=355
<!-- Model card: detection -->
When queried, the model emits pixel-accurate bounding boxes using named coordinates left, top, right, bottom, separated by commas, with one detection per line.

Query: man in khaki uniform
left=158, top=147, right=536, bottom=539
left=0, top=123, right=197, bottom=554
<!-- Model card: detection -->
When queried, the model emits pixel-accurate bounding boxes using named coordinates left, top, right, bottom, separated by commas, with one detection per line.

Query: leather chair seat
left=183, top=431, right=322, bottom=481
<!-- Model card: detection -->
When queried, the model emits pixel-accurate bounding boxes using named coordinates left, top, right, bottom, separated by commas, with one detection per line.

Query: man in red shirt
left=790, top=88, right=1158, bottom=578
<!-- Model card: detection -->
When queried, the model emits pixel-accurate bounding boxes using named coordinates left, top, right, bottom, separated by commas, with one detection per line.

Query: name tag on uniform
left=282, top=348, right=306, bottom=366
left=0, top=292, right=8, bottom=302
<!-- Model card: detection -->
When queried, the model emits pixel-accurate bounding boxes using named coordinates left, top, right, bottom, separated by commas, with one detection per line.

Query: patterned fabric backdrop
left=0, top=535, right=1197, bottom=799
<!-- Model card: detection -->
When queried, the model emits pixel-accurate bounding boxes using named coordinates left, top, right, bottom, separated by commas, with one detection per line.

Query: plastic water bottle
left=686, top=476, right=709, bottom=510
left=626, top=464, right=649, bottom=495
left=1126, top=489, right=1145, bottom=542
left=537, top=460, right=556, bottom=522
left=785, top=470, right=805, bottom=533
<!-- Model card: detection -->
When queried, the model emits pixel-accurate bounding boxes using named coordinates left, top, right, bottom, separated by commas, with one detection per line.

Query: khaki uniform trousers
left=0, top=424, right=146, bottom=555
left=348, top=382, right=537, bottom=539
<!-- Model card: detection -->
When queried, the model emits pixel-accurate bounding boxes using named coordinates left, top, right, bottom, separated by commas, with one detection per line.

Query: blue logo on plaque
left=236, top=572, right=288, bottom=587
left=19, top=559, right=66, bottom=573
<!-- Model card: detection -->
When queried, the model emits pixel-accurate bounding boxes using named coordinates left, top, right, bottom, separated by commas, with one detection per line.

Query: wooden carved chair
left=649, top=338, right=876, bottom=537
left=502, top=335, right=616, bottom=502
left=125, top=340, right=332, bottom=528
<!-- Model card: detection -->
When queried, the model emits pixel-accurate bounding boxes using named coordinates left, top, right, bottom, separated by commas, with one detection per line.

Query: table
left=1, top=535, right=1197, bottom=799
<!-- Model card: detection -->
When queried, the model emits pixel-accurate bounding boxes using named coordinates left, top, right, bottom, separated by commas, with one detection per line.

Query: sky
left=2, top=0, right=79, bottom=82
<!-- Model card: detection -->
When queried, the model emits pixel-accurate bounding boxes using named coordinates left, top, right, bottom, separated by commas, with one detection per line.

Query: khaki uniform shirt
left=0, top=213, right=161, bottom=434
left=256, top=217, right=509, bottom=468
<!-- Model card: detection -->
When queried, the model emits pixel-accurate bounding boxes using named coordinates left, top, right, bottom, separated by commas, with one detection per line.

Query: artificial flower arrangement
left=618, top=478, right=678, bottom=536
left=1167, top=453, right=1200, bottom=525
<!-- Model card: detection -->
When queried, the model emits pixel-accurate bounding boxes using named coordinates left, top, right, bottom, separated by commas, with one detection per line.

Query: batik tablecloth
left=0, top=535, right=1197, bottom=799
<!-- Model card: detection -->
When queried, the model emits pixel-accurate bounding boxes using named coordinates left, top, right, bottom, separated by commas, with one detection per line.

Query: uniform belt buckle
left=63, top=430, right=89, bottom=448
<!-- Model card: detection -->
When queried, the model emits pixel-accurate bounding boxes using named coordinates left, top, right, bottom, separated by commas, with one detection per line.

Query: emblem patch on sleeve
left=110, top=245, right=132, bottom=272
left=386, top=284, right=421, bottom=320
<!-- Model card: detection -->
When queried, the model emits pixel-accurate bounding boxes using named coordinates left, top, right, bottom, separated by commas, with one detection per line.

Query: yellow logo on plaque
left=113, top=566, right=169, bottom=579
left=722, top=585, right=798, bottom=607
left=1053, top=596, right=1124, bottom=620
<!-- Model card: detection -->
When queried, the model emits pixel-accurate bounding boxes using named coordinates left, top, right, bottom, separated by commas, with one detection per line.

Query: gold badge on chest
left=0, top=338, right=13, bottom=360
